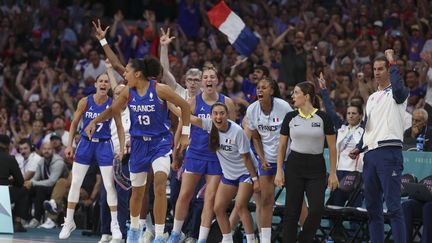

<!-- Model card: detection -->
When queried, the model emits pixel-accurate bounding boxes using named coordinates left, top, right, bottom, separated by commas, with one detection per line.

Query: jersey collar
left=298, top=108, right=318, bottom=119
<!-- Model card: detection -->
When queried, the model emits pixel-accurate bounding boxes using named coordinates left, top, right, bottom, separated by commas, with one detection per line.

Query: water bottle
left=326, top=236, right=334, bottom=243
left=416, top=135, right=425, bottom=151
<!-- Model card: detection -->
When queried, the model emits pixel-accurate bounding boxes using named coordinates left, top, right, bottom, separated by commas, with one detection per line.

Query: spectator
left=0, top=134, right=26, bottom=232
left=43, top=116, right=70, bottom=147
left=23, top=142, right=68, bottom=228
left=273, top=26, right=306, bottom=88
left=28, top=120, right=45, bottom=151
left=404, top=108, right=432, bottom=151
left=405, top=70, right=426, bottom=113
left=15, top=138, right=42, bottom=180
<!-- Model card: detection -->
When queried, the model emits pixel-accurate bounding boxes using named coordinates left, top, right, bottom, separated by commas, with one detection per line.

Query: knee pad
left=130, top=172, right=148, bottom=187
left=68, top=163, right=89, bottom=203
left=100, top=166, right=118, bottom=206
left=152, top=156, right=170, bottom=175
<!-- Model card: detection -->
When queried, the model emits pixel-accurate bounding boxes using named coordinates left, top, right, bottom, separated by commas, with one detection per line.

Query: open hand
left=92, top=19, right=109, bottom=40
left=160, top=28, right=175, bottom=46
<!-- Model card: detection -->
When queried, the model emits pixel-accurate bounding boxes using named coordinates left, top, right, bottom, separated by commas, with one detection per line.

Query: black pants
left=9, top=186, right=28, bottom=220
left=282, top=151, right=327, bottom=243
left=27, top=185, right=53, bottom=221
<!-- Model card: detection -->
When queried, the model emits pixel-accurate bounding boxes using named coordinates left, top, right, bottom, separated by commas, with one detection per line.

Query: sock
left=261, top=228, right=271, bottom=243
left=65, top=208, right=75, bottom=222
left=198, top=226, right=210, bottom=241
left=110, top=211, right=118, bottom=224
left=172, top=219, right=184, bottom=234
left=139, top=219, right=146, bottom=229
left=222, top=233, right=233, bottom=243
left=155, top=224, right=164, bottom=237
left=146, top=214, right=154, bottom=232
left=130, top=215, right=140, bottom=229
left=246, top=234, right=255, bottom=243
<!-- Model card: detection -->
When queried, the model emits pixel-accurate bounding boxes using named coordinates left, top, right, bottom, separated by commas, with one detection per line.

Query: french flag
left=207, top=1, right=260, bottom=57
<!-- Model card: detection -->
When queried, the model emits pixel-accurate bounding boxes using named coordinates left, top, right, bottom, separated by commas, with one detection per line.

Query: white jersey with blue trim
left=246, top=97, right=293, bottom=163
left=202, top=119, right=251, bottom=180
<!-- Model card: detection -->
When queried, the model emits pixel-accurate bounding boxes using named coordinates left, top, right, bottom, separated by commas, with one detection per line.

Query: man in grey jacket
left=23, top=142, right=68, bottom=228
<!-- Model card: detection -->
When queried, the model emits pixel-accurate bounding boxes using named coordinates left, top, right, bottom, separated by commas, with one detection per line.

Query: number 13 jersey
left=128, top=80, right=171, bottom=138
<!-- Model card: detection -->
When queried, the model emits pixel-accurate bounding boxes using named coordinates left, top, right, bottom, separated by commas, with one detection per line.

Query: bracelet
left=182, top=125, right=190, bottom=136
left=99, top=38, right=108, bottom=46
left=251, top=176, right=258, bottom=182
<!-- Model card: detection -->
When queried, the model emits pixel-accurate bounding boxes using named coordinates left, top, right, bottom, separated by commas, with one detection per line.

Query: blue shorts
left=75, top=137, right=114, bottom=166
left=129, top=135, right=172, bottom=173
left=184, top=157, right=222, bottom=175
left=258, top=162, right=279, bottom=176
left=221, top=174, right=252, bottom=187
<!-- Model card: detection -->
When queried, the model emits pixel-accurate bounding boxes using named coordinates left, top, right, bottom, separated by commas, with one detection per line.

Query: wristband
left=99, top=38, right=108, bottom=46
left=251, top=176, right=258, bottom=182
left=182, top=125, right=190, bottom=136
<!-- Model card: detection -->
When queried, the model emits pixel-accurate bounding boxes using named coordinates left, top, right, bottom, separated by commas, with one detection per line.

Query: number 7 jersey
left=81, top=95, right=113, bottom=139
left=128, top=80, right=171, bottom=138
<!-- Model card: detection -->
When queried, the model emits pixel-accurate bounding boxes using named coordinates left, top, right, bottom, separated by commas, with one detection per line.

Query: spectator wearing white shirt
left=15, top=138, right=42, bottom=180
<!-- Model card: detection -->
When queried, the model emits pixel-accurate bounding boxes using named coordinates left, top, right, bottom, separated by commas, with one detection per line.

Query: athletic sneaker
left=184, top=237, right=197, bottom=243
left=109, top=239, right=125, bottom=243
left=111, top=221, right=123, bottom=239
left=166, top=231, right=185, bottom=243
left=127, top=227, right=143, bottom=243
left=152, top=236, right=165, bottom=243
left=59, top=219, right=76, bottom=239
left=98, top=234, right=112, bottom=243
left=38, top=218, right=56, bottom=229
left=140, top=229, right=155, bottom=243
left=24, top=218, right=39, bottom=228
left=43, top=199, right=58, bottom=214
left=196, top=240, right=206, bottom=243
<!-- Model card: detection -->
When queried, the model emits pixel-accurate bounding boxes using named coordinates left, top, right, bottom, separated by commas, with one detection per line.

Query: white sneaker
left=184, top=237, right=197, bottom=243
left=139, top=229, right=155, bottom=243
left=43, top=199, right=58, bottom=214
left=111, top=221, right=123, bottom=240
left=59, top=219, right=76, bottom=239
left=109, top=239, right=125, bottom=243
left=98, top=234, right=112, bottom=243
left=24, top=218, right=39, bottom=228
left=38, top=218, right=56, bottom=229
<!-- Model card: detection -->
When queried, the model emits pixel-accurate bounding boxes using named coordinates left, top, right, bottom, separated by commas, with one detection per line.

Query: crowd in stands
left=0, top=0, right=432, bottom=240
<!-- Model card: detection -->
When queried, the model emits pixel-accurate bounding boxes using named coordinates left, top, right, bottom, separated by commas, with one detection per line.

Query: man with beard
left=272, top=26, right=307, bottom=88
left=23, top=142, right=68, bottom=228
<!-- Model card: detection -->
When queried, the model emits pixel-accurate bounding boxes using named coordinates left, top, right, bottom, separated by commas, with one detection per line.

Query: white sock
left=146, top=214, right=154, bottom=232
left=172, top=219, right=184, bottom=234
left=139, top=219, right=146, bottom=229
left=110, top=211, right=118, bottom=224
left=222, top=233, right=233, bottom=242
left=246, top=234, right=255, bottom=243
left=65, top=208, right=75, bottom=222
left=130, top=215, right=140, bottom=229
left=198, top=226, right=210, bottom=241
left=261, top=228, right=271, bottom=243
left=155, top=224, right=164, bottom=237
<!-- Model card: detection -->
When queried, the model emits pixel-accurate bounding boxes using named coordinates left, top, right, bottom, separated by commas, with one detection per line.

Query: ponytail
left=208, top=122, right=220, bottom=152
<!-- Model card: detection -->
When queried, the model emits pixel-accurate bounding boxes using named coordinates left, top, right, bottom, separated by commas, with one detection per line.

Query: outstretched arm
left=93, top=19, right=125, bottom=75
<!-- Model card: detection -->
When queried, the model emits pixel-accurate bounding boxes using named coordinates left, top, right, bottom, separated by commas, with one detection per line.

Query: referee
left=350, top=49, right=409, bottom=243
left=275, top=81, right=338, bottom=243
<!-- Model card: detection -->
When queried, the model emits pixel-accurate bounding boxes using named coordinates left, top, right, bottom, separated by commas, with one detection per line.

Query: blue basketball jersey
left=186, top=93, right=225, bottom=161
left=81, top=95, right=112, bottom=139
left=128, top=80, right=171, bottom=138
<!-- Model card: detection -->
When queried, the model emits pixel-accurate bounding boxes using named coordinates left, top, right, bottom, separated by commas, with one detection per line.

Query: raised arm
left=93, top=19, right=125, bottom=75
left=159, top=28, right=178, bottom=89
left=385, top=49, right=409, bottom=104
left=272, top=26, right=294, bottom=50
left=105, top=59, right=119, bottom=89
left=318, top=72, right=343, bottom=129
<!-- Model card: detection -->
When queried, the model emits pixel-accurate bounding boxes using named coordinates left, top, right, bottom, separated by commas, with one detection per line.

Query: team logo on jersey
left=273, top=117, right=280, bottom=122
left=200, top=107, right=205, bottom=112
left=311, top=122, right=321, bottom=127
left=132, top=97, right=136, bottom=102
left=89, top=106, right=93, bottom=111
left=149, top=92, right=154, bottom=101
left=225, top=138, right=232, bottom=144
